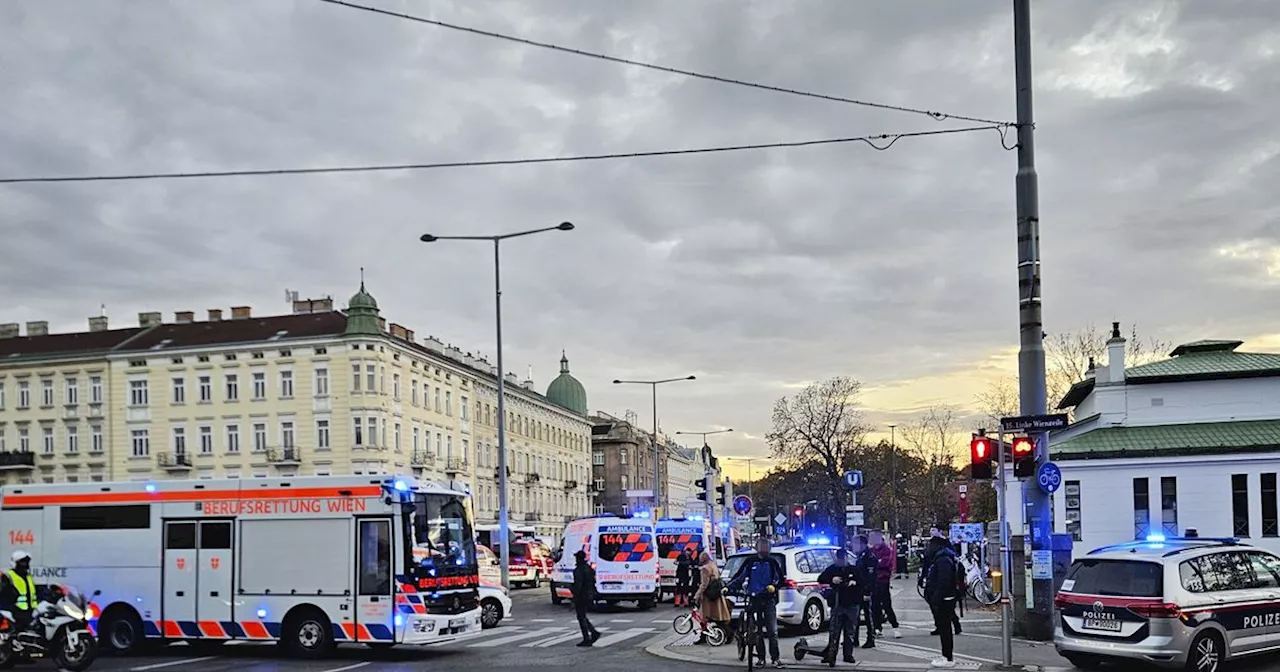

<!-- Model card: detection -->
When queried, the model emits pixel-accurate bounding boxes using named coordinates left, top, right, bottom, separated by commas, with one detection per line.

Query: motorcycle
left=0, top=585, right=99, bottom=671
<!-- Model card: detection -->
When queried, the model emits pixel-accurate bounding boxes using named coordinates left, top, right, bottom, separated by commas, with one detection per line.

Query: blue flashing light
left=1146, top=534, right=1167, bottom=543
left=256, top=608, right=267, bottom=619
left=634, top=511, right=650, bottom=519
left=394, top=615, right=404, bottom=627
left=144, top=483, right=157, bottom=493
left=393, top=479, right=409, bottom=492
left=806, top=536, right=831, bottom=545
left=690, top=515, right=704, bottom=522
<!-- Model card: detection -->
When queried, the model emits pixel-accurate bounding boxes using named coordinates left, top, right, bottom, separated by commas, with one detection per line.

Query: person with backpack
left=922, top=536, right=959, bottom=668
left=727, top=538, right=786, bottom=668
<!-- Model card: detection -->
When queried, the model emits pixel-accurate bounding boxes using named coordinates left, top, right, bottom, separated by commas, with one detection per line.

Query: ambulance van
left=550, top=514, right=659, bottom=609
left=655, top=517, right=714, bottom=600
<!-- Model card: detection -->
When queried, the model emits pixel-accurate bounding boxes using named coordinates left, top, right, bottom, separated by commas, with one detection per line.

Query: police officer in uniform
left=0, top=551, right=37, bottom=630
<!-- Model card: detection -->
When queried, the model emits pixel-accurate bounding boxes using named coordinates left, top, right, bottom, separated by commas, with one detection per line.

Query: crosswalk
left=429, top=619, right=669, bottom=650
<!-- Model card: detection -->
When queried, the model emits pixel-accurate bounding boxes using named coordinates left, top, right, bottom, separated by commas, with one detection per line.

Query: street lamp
left=419, top=221, right=574, bottom=590
left=888, top=423, right=898, bottom=534
left=613, top=376, right=696, bottom=513
left=676, top=429, right=733, bottom=522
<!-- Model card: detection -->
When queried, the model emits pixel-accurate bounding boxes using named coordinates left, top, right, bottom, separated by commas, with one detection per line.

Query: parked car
left=478, top=544, right=501, bottom=584
left=510, top=539, right=554, bottom=588
left=1054, top=535, right=1280, bottom=670
left=478, top=581, right=513, bottom=629
left=722, top=543, right=839, bottom=634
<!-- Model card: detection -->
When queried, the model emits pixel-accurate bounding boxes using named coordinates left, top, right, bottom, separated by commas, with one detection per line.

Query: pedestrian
left=675, top=547, right=695, bottom=607
left=851, top=535, right=879, bottom=648
left=922, top=537, right=959, bottom=668
left=894, top=534, right=908, bottom=579
left=727, top=537, right=785, bottom=668
left=692, top=550, right=731, bottom=644
left=572, top=550, right=601, bottom=647
left=868, top=531, right=901, bottom=639
left=816, top=548, right=863, bottom=665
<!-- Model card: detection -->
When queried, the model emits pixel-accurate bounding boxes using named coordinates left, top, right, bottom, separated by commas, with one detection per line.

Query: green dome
left=546, top=351, right=587, bottom=415
left=349, top=283, right=378, bottom=310
left=344, top=280, right=382, bottom=335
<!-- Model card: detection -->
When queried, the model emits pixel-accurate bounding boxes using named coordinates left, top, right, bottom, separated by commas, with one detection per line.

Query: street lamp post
left=888, top=424, right=897, bottom=534
left=420, top=221, right=574, bottom=590
left=676, top=428, right=732, bottom=523
left=612, top=376, right=696, bottom=513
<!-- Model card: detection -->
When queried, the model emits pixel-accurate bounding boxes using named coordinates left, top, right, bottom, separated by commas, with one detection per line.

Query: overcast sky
left=2, top=1, right=1277, bottom=479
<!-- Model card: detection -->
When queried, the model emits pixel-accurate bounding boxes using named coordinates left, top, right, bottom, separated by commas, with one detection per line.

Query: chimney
left=523, top=365, right=535, bottom=390
left=230, top=306, right=251, bottom=320
left=505, top=372, right=519, bottom=386
left=292, top=297, right=334, bottom=314
left=0, top=323, right=17, bottom=339
left=88, top=316, right=109, bottom=333
left=403, top=328, right=415, bottom=342
left=138, top=312, right=163, bottom=328
left=389, top=323, right=408, bottom=340
left=1107, top=321, right=1126, bottom=383
left=175, top=311, right=195, bottom=324
left=1084, top=356, right=1097, bottom=380
left=24, top=321, right=48, bottom=337
left=423, top=336, right=444, bottom=353
left=445, top=345, right=464, bottom=361
left=207, top=309, right=223, bottom=322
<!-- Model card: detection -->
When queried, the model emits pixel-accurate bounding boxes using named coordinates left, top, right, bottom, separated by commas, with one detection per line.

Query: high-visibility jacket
left=5, top=570, right=35, bottom=611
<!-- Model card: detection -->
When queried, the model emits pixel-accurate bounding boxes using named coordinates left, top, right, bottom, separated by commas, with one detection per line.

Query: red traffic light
left=794, top=508, right=803, bottom=516
left=1012, top=436, right=1035, bottom=458
left=970, top=437, right=991, bottom=460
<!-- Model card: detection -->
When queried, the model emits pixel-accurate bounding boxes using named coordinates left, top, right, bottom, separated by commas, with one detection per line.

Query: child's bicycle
left=672, top=604, right=728, bottom=646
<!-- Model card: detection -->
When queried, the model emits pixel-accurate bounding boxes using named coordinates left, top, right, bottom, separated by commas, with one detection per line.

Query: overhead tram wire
left=314, top=0, right=1014, bottom=128
left=0, top=125, right=1007, bottom=185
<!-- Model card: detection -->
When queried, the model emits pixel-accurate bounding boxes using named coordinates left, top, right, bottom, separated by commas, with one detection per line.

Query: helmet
left=9, top=551, right=30, bottom=568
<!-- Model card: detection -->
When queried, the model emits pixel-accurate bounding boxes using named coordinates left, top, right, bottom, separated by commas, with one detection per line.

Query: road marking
left=130, top=658, right=219, bottom=671
left=528, top=628, right=611, bottom=648
left=883, top=640, right=1002, bottom=665
left=590, top=627, right=654, bottom=647
left=530, top=618, right=557, bottom=622
left=319, top=664, right=372, bottom=672
left=427, top=627, right=521, bottom=648
left=468, top=627, right=567, bottom=647
left=609, top=619, right=635, bottom=623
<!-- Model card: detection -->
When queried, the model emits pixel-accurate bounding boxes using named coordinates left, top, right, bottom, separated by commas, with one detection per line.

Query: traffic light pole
left=998, top=429, right=1012, bottom=667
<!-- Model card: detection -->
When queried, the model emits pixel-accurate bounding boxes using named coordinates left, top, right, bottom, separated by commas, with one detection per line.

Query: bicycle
left=672, top=604, right=727, bottom=646
left=733, top=592, right=773, bottom=671
left=964, top=558, right=1001, bottom=606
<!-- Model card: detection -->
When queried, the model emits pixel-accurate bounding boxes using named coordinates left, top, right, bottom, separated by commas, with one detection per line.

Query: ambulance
left=549, top=514, right=659, bottom=609
left=0, top=474, right=483, bottom=658
left=655, top=516, right=714, bottom=600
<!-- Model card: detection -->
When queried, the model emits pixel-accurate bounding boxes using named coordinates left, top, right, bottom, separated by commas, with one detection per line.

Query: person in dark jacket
left=727, top=538, right=785, bottom=668
left=572, top=550, right=601, bottom=646
left=919, top=530, right=961, bottom=637
left=816, top=548, right=864, bottom=665
left=922, top=537, right=959, bottom=668
left=849, top=536, right=880, bottom=648
left=675, top=547, right=696, bottom=607
left=867, top=531, right=901, bottom=639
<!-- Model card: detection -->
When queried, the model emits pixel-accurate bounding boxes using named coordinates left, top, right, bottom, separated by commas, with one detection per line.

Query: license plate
left=413, top=620, right=435, bottom=633
left=600, top=584, right=623, bottom=591
left=1082, top=618, right=1122, bottom=632
left=449, top=617, right=468, bottom=628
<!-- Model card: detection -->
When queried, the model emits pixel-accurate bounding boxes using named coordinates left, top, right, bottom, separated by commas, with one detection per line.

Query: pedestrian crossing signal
left=970, top=436, right=993, bottom=480
left=1012, top=436, right=1036, bottom=478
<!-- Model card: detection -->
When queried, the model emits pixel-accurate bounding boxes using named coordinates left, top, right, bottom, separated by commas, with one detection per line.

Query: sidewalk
left=646, top=577, right=1075, bottom=671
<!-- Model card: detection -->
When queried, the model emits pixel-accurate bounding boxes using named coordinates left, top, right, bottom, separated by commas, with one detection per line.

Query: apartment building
left=0, top=284, right=593, bottom=533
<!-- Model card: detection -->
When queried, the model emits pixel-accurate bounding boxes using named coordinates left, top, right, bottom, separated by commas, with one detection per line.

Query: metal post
left=494, top=239, right=511, bottom=591
left=889, top=424, right=898, bottom=534
left=1013, top=0, right=1052, bottom=638
left=652, top=383, right=661, bottom=513
left=998, top=429, right=1012, bottom=667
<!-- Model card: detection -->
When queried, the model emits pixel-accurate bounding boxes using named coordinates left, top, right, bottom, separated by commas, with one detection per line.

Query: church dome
left=545, top=351, right=587, bottom=415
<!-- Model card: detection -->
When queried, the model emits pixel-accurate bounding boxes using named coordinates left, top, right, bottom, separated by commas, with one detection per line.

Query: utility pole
left=1013, top=0, right=1053, bottom=639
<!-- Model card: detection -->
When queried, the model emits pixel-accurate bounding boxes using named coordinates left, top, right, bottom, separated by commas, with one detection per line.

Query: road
left=83, top=586, right=704, bottom=672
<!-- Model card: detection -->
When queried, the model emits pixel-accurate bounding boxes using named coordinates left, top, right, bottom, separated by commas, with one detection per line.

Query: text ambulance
left=550, top=514, right=659, bottom=609
left=0, top=475, right=482, bottom=658
left=655, top=517, right=714, bottom=599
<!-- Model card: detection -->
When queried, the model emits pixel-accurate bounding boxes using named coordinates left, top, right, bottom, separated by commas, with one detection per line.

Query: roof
left=0, top=327, right=146, bottom=364
left=1058, top=339, right=1280, bottom=409
left=117, top=312, right=348, bottom=352
left=545, top=352, right=587, bottom=415
left=1051, top=419, right=1280, bottom=460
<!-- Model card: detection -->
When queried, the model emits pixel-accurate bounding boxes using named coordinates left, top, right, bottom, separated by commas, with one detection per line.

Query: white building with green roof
left=1001, top=323, right=1280, bottom=557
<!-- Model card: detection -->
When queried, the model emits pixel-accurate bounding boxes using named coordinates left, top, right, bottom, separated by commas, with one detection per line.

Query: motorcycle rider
left=0, top=550, right=37, bottom=631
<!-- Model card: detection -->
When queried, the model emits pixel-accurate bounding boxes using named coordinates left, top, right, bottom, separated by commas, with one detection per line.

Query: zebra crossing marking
left=428, top=624, right=657, bottom=649
left=468, top=627, right=568, bottom=647
left=526, top=628, right=611, bottom=648
left=590, top=628, right=655, bottom=648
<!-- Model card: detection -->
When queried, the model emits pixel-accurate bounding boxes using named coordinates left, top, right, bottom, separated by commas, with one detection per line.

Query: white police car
left=723, top=543, right=839, bottom=634
left=1054, top=535, right=1280, bottom=671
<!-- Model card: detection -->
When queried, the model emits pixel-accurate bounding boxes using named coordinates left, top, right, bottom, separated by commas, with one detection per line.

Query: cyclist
left=727, top=538, right=785, bottom=668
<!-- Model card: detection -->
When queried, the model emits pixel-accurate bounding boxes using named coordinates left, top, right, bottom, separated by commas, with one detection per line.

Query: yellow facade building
left=0, top=285, right=593, bottom=538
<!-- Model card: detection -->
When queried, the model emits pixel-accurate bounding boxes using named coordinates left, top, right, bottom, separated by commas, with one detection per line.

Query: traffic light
left=969, top=435, right=994, bottom=480
left=715, top=484, right=727, bottom=505
left=695, top=477, right=709, bottom=502
left=1012, top=436, right=1036, bottom=478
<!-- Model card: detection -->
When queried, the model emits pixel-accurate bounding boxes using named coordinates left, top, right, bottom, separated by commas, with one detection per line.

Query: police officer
left=0, top=551, right=37, bottom=630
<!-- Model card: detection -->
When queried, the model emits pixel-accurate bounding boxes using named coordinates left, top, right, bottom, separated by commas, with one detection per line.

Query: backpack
left=952, top=556, right=967, bottom=598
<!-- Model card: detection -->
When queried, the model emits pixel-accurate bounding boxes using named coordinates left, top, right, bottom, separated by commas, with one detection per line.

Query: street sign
left=843, top=470, right=864, bottom=490
left=844, top=504, right=864, bottom=512
left=774, top=513, right=787, bottom=526
left=845, top=512, right=865, bottom=526
left=733, top=495, right=753, bottom=516
left=950, top=522, right=984, bottom=543
left=1037, top=462, right=1063, bottom=494
left=1000, top=413, right=1068, bottom=432
left=754, top=515, right=770, bottom=523
left=775, top=524, right=787, bottom=536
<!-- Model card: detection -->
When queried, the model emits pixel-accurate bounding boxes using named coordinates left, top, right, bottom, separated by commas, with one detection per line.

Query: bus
left=0, top=474, right=482, bottom=658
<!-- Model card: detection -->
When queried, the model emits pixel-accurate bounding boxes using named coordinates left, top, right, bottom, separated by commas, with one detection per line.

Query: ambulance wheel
left=282, top=607, right=335, bottom=659
left=98, top=607, right=147, bottom=655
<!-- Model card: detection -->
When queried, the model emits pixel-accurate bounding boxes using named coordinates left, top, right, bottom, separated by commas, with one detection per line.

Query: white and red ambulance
left=0, top=474, right=482, bottom=658
left=655, top=516, right=715, bottom=600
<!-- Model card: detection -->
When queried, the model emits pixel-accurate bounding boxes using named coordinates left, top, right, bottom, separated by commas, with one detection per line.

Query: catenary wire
left=0, top=126, right=1005, bottom=184
left=315, top=0, right=1014, bottom=128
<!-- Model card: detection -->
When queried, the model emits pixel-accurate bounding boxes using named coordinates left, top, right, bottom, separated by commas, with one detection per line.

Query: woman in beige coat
left=693, top=551, right=731, bottom=643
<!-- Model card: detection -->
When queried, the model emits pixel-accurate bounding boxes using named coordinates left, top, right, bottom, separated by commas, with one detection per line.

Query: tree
left=766, top=377, right=871, bottom=545
left=967, top=481, right=998, bottom=524
left=899, top=405, right=963, bottom=468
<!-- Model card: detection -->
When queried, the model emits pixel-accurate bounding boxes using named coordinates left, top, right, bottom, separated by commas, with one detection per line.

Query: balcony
left=523, top=512, right=539, bottom=522
left=524, top=472, right=541, bottom=485
left=564, top=479, right=579, bottom=491
left=0, top=452, right=36, bottom=470
left=494, top=466, right=511, bottom=480
left=445, top=457, right=468, bottom=476
left=158, top=452, right=193, bottom=470
left=410, top=450, right=434, bottom=466
left=268, top=447, right=302, bottom=464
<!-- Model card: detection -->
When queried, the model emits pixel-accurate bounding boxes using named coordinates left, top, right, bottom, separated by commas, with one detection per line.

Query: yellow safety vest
left=6, top=570, right=34, bottom=610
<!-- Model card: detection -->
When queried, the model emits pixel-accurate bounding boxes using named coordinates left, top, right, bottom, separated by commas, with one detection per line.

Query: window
left=225, top=374, right=239, bottom=401
left=1064, top=559, right=1163, bottom=597
left=1160, top=476, right=1178, bottom=536
left=199, top=426, right=214, bottom=454
left=281, top=421, right=295, bottom=449
left=18, top=428, right=29, bottom=452
left=65, top=377, right=78, bottom=405
left=394, top=422, right=401, bottom=451
left=131, top=429, right=150, bottom=457
left=172, top=427, right=187, bottom=454
left=18, top=381, right=29, bottom=408
left=172, top=377, right=186, bottom=404
left=253, top=423, right=267, bottom=452
left=41, top=379, right=53, bottom=407
left=1180, top=552, right=1275, bottom=593
left=1133, top=477, right=1150, bottom=540
left=434, top=388, right=441, bottom=412
left=90, top=425, right=103, bottom=453
left=353, top=417, right=364, bottom=446
left=316, top=419, right=330, bottom=450
left=66, top=425, right=78, bottom=453
left=226, top=424, right=240, bottom=453
left=365, top=364, right=376, bottom=392
left=129, top=380, right=149, bottom=406
left=368, top=417, right=379, bottom=447
left=1263, top=473, right=1278, bottom=537
left=413, top=427, right=420, bottom=453
left=280, top=371, right=294, bottom=398
left=393, top=373, right=401, bottom=400
left=1233, top=474, right=1251, bottom=537
left=351, top=364, right=362, bottom=392
left=445, top=391, right=452, bottom=416
left=61, top=505, right=151, bottom=530
left=446, top=435, right=452, bottom=458
left=315, top=368, right=329, bottom=396
left=411, top=379, right=419, bottom=405
left=90, top=376, right=102, bottom=404
left=621, top=474, right=630, bottom=490
left=1063, top=480, right=1082, bottom=541
left=252, top=372, right=267, bottom=399
left=592, top=452, right=605, bottom=466
left=620, top=448, right=629, bottom=465
left=198, top=376, right=212, bottom=402
left=41, top=427, right=54, bottom=454
left=379, top=366, right=386, bottom=393
left=358, top=520, right=392, bottom=595
left=0, top=380, right=4, bottom=409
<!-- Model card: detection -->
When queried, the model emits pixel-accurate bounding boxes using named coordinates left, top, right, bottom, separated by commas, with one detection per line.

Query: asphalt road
left=82, top=587, right=705, bottom=672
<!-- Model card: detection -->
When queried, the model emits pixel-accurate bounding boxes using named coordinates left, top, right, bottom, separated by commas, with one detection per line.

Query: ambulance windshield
left=412, top=493, right=478, bottom=570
